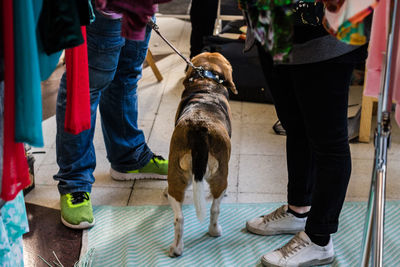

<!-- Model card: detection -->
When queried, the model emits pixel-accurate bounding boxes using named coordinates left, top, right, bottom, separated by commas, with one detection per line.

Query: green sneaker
left=60, top=192, right=95, bottom=229
left=110, top=155, right=168, bottom=180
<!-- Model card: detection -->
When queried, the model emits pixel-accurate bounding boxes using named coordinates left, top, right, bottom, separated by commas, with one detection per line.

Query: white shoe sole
left=261, top=256, right=335, bottom=267
left=110, top=168, right=167, bottom=181
left=246, top=221, right=304, bottom=236
left=61, top=216, right=95, bottom=230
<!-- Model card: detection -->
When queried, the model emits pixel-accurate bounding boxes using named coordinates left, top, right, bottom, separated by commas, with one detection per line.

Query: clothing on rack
left=1, top=0, right=30, bottom=202
left=0, top=192, right=29, bottom=266
left=95, top=0, right=171, bottom=41
left=0, top=82, right=4, bottom=197
left=14, top=0, right=45, bottom=147
left=323, top=0, right=379, bottom=45
left=38, top=0, right=94, bottom=55
left=64, top=27, right=91, bottom=134
left=363, top=0, right=400, bottom=127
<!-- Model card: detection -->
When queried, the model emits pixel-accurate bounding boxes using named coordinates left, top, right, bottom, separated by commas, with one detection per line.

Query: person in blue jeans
left=54, top=12, right=168, bottom=229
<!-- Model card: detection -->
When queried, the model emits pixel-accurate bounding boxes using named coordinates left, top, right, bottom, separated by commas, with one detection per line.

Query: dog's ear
left=221, top=61, right=238, bottom=95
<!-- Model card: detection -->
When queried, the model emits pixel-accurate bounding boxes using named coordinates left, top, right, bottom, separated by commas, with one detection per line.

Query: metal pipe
left=360, top=0, right=400, bottom=265
left=381, top=0, right=400, bottom=115
left=360, top=163, right=376, bottom=266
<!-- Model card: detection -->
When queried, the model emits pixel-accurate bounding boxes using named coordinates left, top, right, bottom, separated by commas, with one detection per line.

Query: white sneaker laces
left=278, top=234, right=310, bottom=259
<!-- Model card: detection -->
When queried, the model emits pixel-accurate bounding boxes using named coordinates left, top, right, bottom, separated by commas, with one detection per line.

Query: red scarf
left=1, top=0, right=30, bottom=201
left=64, top=26, right=91, bottom=134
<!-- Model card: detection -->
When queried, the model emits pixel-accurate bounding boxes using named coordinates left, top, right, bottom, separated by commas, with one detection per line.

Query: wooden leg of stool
left=359, top=95, right=375, bottom=143
left=146, top=49, right=163, bottom=82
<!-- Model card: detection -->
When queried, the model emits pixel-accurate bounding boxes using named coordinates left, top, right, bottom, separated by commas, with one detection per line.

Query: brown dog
left=167, top=52, right=237, bottom=257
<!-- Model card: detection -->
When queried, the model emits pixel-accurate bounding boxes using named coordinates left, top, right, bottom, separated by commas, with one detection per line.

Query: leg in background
left=257, top=45, right=316, bottom=208
left=190, top=0, right=218, bottom=58
left=100, top=24, right=153, bottom=172
left=290, top=62, right=354, bottom=235
left=54, top=13, right=124, bottom=194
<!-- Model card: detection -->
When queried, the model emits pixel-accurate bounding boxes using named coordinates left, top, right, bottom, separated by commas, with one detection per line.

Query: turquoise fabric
left=14, top=0, right=61, bottom=147
left=87, top=202, right=400, bottom=266
left=0, top=192, right=29, bottom=266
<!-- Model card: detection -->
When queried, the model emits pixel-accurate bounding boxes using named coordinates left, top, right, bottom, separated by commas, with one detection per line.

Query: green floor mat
left=86, top=202, right=400, bottom=266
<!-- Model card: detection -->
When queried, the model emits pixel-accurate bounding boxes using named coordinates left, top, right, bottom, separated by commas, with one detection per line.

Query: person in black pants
left=245, top=2, right=369, bottom=266
left=189, top=0, right=218, bottom=58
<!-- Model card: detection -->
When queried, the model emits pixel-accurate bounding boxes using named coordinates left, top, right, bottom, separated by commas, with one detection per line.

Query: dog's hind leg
left=208, top=189, right=225, bottom=237
left=168, top=193, right=184, bottom=257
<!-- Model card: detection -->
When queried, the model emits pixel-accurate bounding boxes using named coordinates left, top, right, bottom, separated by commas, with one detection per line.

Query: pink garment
left=96, top=0, right=171, bottom=41
left=364, top=0, right=400, bottom=126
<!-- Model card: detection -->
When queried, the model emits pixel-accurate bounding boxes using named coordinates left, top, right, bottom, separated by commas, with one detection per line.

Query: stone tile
left=92, top=149, right=135, bottom=188
left=137, top=79, right=165, bottom=122
left=346, top=159, right=374, bottom=199
left=147, top=117, right=174, bottom=154
left=129, top=188, right=237, bottom=206
left=238, top=154, right=287, bottom=194
left=129, top=188, right=169, bottom=206
left=149, top=18, right=190, bottom=55
left=229, top=100, right=242, bottom=123
left=34, top=148, right=58, bottom=186
left=91, top=187, right=132, bottom=206
left=25, top=183, right=131, bottom=208
left=350, top=142, right=375, bottom=160
left=242, top=102, right=277, bottom=124
left=93, top=116, right=153, bottom=150
left=237, top=193, right=286, bottom=203
left=41, top=116, right=57, bottom=148
left=30, top=147, right=53, bottom=172
left=24, top=185, right=60, bottom=210
left=231, top=120, right=242, bottom=155
left=240, top=123, right=286, bottom=156
left=35, top=164, right=59, bottom=186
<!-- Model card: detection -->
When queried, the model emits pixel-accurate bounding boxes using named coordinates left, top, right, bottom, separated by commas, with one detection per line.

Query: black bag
left=202, top=36, right=274, bottom=104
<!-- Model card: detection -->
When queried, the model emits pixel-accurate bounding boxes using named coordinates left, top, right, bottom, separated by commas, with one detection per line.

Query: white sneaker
left=246, top=205, right=306, bottom=235
left=261, top=231, right=335, bottom=267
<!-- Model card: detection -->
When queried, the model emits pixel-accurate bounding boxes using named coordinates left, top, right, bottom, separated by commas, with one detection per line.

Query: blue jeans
left=54, top=13, right=153, bottom=194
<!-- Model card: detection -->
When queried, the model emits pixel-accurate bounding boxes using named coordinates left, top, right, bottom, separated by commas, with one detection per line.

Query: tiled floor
left=25, top=17, right=400, bottom=211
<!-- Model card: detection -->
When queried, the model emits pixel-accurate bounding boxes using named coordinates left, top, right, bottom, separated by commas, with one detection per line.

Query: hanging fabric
left=363, top=0, right=400, bottom=127
left=0, top=82, right=4, bottom=198
left=35, top=0, right=63, bottom=82
left=1, top=0, right=30, bottom=202
left=322, top=0, right=379, bottom=45
left=76, top=0, right=96, bottom=26
left=64, top=27, right=91, bottom=134
left=0, top=192, right=29, bottom=266
left=38, top=0, right=84, bottom=55
left=13, top=0, right=44, bottom=147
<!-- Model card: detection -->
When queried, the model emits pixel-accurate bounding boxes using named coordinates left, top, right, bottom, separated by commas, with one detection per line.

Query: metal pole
left=360, top=161, right=376, bottom=266
left=360, top=0, right=400, bottom=265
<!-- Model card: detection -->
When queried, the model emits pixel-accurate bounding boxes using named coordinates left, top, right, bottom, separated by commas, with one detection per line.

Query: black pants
left=190, top=0, right=218, bottom=58
left=258, top=46, right=357, bottom=235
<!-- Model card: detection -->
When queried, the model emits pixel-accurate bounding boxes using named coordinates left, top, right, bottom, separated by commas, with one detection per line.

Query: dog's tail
left=189, top=126, right=209, bottom=222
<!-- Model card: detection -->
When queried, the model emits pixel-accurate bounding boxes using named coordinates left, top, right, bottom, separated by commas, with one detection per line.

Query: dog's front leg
left=208, top=190, right=225, bottom=237
left=168, top=194, right=184, bottom=257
